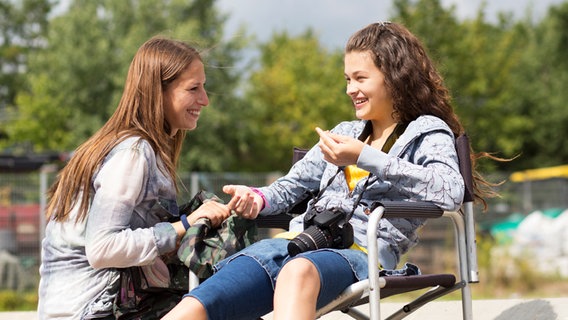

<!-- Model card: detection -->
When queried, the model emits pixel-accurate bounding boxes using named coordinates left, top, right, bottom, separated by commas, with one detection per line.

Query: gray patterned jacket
left=257, top=115, right=465, bottom=269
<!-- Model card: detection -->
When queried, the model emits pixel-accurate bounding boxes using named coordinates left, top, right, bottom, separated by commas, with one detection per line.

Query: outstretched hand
left=316, top=127, right=365, bottom=167
left=223, top=185, right=263, bottom=219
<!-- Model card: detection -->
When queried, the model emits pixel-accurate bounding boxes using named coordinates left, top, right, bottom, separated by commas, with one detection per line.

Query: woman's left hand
left=223, top=185, right=262, bottom=220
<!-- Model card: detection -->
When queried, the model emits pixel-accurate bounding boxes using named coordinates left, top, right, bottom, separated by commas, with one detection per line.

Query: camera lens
left=287, top=226, right=332, bottom=256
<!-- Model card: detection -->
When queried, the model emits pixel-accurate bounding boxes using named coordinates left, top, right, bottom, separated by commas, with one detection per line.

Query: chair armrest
left=255, top=213, right=294, bottom=229
left=254, top=197, right=309, bottom=230
left=376, top=201, right=443, bottom=219
left=254, top=201, right=443, bottom=229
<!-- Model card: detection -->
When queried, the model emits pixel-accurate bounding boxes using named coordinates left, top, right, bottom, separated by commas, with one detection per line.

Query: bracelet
left=250, top=187, right=267, bottom=210
left=180, top=214, right=191, bottom=230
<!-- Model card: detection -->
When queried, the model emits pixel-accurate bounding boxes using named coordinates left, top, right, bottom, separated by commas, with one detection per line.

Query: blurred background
left=1, top=0, right=568, bottom=310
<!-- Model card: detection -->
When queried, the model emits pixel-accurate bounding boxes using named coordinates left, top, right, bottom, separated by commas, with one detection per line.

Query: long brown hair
left=346, top=22, right=499, bottom=208
left=47, top=36, right=202, bottom=222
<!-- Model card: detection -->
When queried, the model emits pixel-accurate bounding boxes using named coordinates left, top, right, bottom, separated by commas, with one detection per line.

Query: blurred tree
left=3, top=0, right=249, bottom=172
left=240, top=31, right=352, bottom=171
left=3, top=0, right=568, bottom=174
left=392, top=0, right=532, bottom=171
left=505, top=2, right=568, bottom=169
left=0, top=0, right=53, bottom=148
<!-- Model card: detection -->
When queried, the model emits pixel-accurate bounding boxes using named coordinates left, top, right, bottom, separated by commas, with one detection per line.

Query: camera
left=287, top=207, right=354, bottom=256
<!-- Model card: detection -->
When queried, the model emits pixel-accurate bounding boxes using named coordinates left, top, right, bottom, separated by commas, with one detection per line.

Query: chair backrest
left=456, top=134, right=475, bottom=203
left=454, top=134, right=479, bottom=283
left=292, top=147, right=308, bottom=165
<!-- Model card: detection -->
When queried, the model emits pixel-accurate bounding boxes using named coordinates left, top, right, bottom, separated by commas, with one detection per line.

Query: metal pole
left=39, top=164, right=57, bottom=247
left=190, top=172, right=199, bottom=196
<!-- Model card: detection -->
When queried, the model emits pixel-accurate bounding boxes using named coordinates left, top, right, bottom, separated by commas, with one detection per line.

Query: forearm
left=357, top=135, right=464, bottom=210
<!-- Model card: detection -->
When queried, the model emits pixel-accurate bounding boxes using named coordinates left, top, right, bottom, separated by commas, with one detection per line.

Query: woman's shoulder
left=407, top=115, right=453, bottom=137
left=107, top=136, right=156, bottom=160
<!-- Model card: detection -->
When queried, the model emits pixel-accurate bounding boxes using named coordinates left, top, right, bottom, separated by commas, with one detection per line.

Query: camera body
left=287, top=206, right=354, bottom=256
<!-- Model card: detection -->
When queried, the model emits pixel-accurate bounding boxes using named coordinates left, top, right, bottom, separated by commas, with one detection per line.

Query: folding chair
left=255, top=133, right=477, bottom=320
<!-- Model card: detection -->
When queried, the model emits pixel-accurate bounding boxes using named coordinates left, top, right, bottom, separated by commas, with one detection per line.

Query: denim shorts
left=187, top=238, right=369, bottom=320
left=217, top=238, right=370, bottom=287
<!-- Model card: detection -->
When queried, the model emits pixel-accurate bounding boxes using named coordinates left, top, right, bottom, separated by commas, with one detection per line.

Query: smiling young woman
left=37, top=36, right=230, bottom=320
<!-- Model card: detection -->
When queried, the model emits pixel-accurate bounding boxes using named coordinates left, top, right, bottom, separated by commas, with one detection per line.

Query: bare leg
left=273, top=258, right=320, bottom=320
left=161, top=296, right=207, bottom=320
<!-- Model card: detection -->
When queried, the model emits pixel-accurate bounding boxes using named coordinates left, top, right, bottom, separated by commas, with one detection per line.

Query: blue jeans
left=187, top=238, right=366, bottom=320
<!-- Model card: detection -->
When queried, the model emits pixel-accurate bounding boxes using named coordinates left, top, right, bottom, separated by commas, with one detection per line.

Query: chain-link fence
left=1, top=168, right=567, bottom=291
left=0, top=169, right=45, bottom=291
left=0, top=168, right=284, bottom=291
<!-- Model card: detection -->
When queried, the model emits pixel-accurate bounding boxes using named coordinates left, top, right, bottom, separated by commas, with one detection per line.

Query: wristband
left=250, top=187, right=267, bottom=210
left=180, top=214, right=191, bottom=231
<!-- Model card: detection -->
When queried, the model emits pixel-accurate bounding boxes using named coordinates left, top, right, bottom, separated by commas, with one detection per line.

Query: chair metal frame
left=313, top=201, right=477, bottom=320
left=312, top=133, right=478, bottom=320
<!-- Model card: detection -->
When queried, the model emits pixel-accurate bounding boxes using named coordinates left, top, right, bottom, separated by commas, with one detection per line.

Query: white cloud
left=217, top=0, right=391, bottom=49
left=218, top=0, right=567, bottom=49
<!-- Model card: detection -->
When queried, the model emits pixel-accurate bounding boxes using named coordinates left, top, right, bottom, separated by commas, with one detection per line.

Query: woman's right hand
left=316, top=127, right=364, bottom=167
left=223, top=185, right=263, bottom=219
left=188, top=201, right=231, bottom=227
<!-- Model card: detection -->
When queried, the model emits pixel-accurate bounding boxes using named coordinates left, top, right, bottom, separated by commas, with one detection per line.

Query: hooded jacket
left=257, top=115, right=465, bottom=269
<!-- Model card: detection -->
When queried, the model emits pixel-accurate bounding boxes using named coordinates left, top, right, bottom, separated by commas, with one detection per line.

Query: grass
left=0, top=291, right=37, bottom=311
left=3, top=274, right=566, bottom=311
left=2, top=235, right=567, bottom=311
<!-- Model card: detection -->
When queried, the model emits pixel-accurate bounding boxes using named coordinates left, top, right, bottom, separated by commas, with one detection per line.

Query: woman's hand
left=172, top=201, right=231, bottom=240
left=188, top=201, right=231, bottom=227
left=223, top=185, right=263, bottom=220
left=316, top=127, right=365, bottom=167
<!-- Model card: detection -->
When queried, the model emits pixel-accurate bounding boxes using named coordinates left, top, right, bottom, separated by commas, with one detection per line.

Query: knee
left=279, top=257, right=319, bottom=283
left=162, top=296, right=207, bottom=320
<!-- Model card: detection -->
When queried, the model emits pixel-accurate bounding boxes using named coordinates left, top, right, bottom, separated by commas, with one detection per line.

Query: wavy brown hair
left=47, top=36, right=202, bottom=222
left=346, top=22, right=499, bottom=208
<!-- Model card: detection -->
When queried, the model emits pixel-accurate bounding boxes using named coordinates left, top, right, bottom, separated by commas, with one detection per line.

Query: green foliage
left=2, top=0, right=248, bottom=172
left=6, top=74, right=74, bottom=152
left=2, top=0, right=568, bottom=173
left=240, top=31, right=352, bottom=171
left=0, top=290, right=38, bottom=311
left=505, top=2, right=568, bottom=170
left=0, top=0, right=53, bottom=140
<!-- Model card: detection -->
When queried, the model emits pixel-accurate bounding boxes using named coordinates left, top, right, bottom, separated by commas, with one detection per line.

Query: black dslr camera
left=287, top=206, right=354, bottom=256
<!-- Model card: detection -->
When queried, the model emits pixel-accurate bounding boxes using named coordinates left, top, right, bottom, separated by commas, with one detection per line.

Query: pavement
left=3, top=298, right=567, bottom=320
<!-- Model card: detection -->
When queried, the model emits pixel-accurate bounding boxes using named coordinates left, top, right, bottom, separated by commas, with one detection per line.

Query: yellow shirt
left=344, top=165, right=370, bottom=191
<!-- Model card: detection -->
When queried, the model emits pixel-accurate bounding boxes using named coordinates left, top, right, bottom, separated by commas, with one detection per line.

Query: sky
left=216, top=0, right=567, bottom=50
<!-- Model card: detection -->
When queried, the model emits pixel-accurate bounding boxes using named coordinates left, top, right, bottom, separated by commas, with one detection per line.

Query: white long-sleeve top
left=38, top=137, right=179, bottom=319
